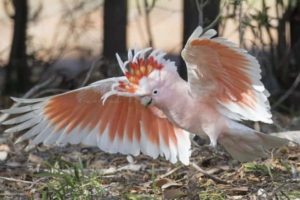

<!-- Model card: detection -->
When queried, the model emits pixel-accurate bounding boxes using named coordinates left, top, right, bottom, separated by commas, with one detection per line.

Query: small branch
left=26, top=177, right=48, bottom=190
left=80, top=57, right=104, bottom=87
left=272, top=71, right=300, bottom=109
left=142, top=165, right=184, bottom=188
left=32, top=89, right=68, bottom=98
left=0, top=75, right=57, bottom=124
left=0, top=176, right=34, bottom=184
left=159, top=166, right=183, bottom=179
left=270, top=182, right=288, bottom=198
left=190, top=162, right=228, bottom=184
left=195, top=0, right=204, bottom=26
left=0, top=193, right=27, bottom=197
left=21, top=75, right=57, bottom=99
left=144, top=0, right=154, bottom=47
left=203, top=12, right=221, bottom=32
left=203, top=0, right=227, bottom=32
left=0, top=176, right=46, bottom=197
left=238, top=0, right=244, bottom=48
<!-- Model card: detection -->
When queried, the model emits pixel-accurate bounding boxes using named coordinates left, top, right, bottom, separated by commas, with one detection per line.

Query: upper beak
left=140, top=96, right=152, bottom=107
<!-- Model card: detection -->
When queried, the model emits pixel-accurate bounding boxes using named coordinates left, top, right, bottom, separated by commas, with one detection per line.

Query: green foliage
left=243, top=162, right=273, bottom=178
left=35, top=158, right=104, bottom=200
left=198, top=188, right=226, bottom=200
left=150, top=164, right=159, bottom=193
left=286, top=190, right=300, bottom=199
left=125, top=194, right=156, bottom=200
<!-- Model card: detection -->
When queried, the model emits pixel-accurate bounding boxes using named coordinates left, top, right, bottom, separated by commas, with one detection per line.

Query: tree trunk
left=181, top=0, right=199, bottom=81
left=290, top=2, right=300, bottom=86
left=103, top=0, right=127, bottom=59
left=181, top=0, right=220, bottom=81
left=203, top=0, right=220, bottom=30
left=6, top=0, right=29, bottom=94
left=183, top=0, right=220, bottom=46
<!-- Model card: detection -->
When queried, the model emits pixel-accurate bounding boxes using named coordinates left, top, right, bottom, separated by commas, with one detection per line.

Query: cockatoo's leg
left=201, top=123, right=222, bottom=148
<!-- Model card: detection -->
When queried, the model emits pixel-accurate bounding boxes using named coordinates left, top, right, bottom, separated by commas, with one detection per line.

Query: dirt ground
left=0, top=126, right=299, bottom=199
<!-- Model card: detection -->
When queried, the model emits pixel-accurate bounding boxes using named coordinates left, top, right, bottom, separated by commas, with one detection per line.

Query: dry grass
left=0, top=135, right=299, bottom=200
left=0, top=94, right=299, bottom=199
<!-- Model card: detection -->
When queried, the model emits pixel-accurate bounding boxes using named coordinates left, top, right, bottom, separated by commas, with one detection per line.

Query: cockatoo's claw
left=209, top=140, right=217, bottom=148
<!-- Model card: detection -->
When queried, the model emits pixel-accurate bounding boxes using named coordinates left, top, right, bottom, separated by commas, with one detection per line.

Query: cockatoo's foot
left=192, top=135, right=207, bottom=147
left=206, top=140, right=220, bottom=156
left=209, top=140, right=217, bottom=148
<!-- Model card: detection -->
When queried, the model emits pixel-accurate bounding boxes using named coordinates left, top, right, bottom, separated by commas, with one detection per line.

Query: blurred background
left=0, top=2, right=300, bottom=198
left=0, top=0, right=300, bottom=116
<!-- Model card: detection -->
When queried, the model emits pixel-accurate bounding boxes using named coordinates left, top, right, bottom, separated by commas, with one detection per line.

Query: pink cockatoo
left=1, top=27, right=288, bottom=165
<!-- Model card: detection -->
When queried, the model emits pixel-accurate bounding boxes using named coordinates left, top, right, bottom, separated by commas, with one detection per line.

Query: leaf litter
left=0, top=124, right=299, bottom=199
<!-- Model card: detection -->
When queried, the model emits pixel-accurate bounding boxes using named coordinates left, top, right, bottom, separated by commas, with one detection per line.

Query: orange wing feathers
left=1, top=78, right=190, bottom=164
left=182, top=27, right=272, bottom=123
left=190, top=39, right=256, bottom=108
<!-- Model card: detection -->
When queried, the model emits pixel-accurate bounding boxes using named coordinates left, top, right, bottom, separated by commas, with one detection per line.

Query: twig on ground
left=270, top=182, right=287, bottom=198
left=0, top=193, right=27, bottom=197
left=142, top=166, right=184, bottom=188
left=280, top=191, right=291, bottom=200
left=0, top=176, right=34, bottom=184
left=26, top=177, right=48, bottom=190
left=159, top=166, right=183, bottom=179
left=190, top=162, right=229, bottom=184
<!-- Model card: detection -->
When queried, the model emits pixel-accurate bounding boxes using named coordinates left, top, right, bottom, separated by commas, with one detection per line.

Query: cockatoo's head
left=104, top=48, right=178, bottom=107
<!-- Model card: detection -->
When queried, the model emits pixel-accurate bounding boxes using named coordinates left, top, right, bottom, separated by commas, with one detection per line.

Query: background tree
left=103, top=0, right=127, bottom=60
left=181, top=0, right=220, bottom=80
left=289, top=1, right=300, bottom=86
left=5, top=0, right=29, bottom=94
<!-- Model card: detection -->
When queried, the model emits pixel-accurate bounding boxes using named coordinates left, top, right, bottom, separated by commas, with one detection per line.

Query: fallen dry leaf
left=163, top=188, right=186, bottom=199
left=28, top=154, right=44, bottom=164
left=155, top=178, right=182, bottom=190
left=227, top=186, right=249, bottom=195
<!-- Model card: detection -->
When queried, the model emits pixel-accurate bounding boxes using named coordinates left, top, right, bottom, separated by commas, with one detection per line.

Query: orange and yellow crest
left=125, top=56, right=163, bottom=85
left=115, top=49, right=166, bottom=93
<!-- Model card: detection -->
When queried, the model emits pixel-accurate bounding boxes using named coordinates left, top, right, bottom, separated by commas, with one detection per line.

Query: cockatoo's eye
left=152, top=89, right=158, bottom=95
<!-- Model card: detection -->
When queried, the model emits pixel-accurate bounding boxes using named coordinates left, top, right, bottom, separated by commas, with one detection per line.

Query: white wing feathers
left=182, top=26, right=272, bottom=124
left=1, top=78, right=191, bottom=165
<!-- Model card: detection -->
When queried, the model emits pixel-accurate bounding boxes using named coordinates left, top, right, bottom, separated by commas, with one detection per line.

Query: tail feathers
left=219, top=123, right=288, bottom=162
left=271, top=131, right=300, bottom=145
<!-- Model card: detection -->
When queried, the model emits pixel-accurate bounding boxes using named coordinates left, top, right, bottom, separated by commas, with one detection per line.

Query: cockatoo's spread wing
left=181, top=27, right=272, bottom=123
left=1, top=78, right=190, bottom=165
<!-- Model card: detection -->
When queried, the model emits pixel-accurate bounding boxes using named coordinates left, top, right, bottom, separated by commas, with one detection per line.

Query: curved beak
left=140, top=96, right=152, bottom=107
